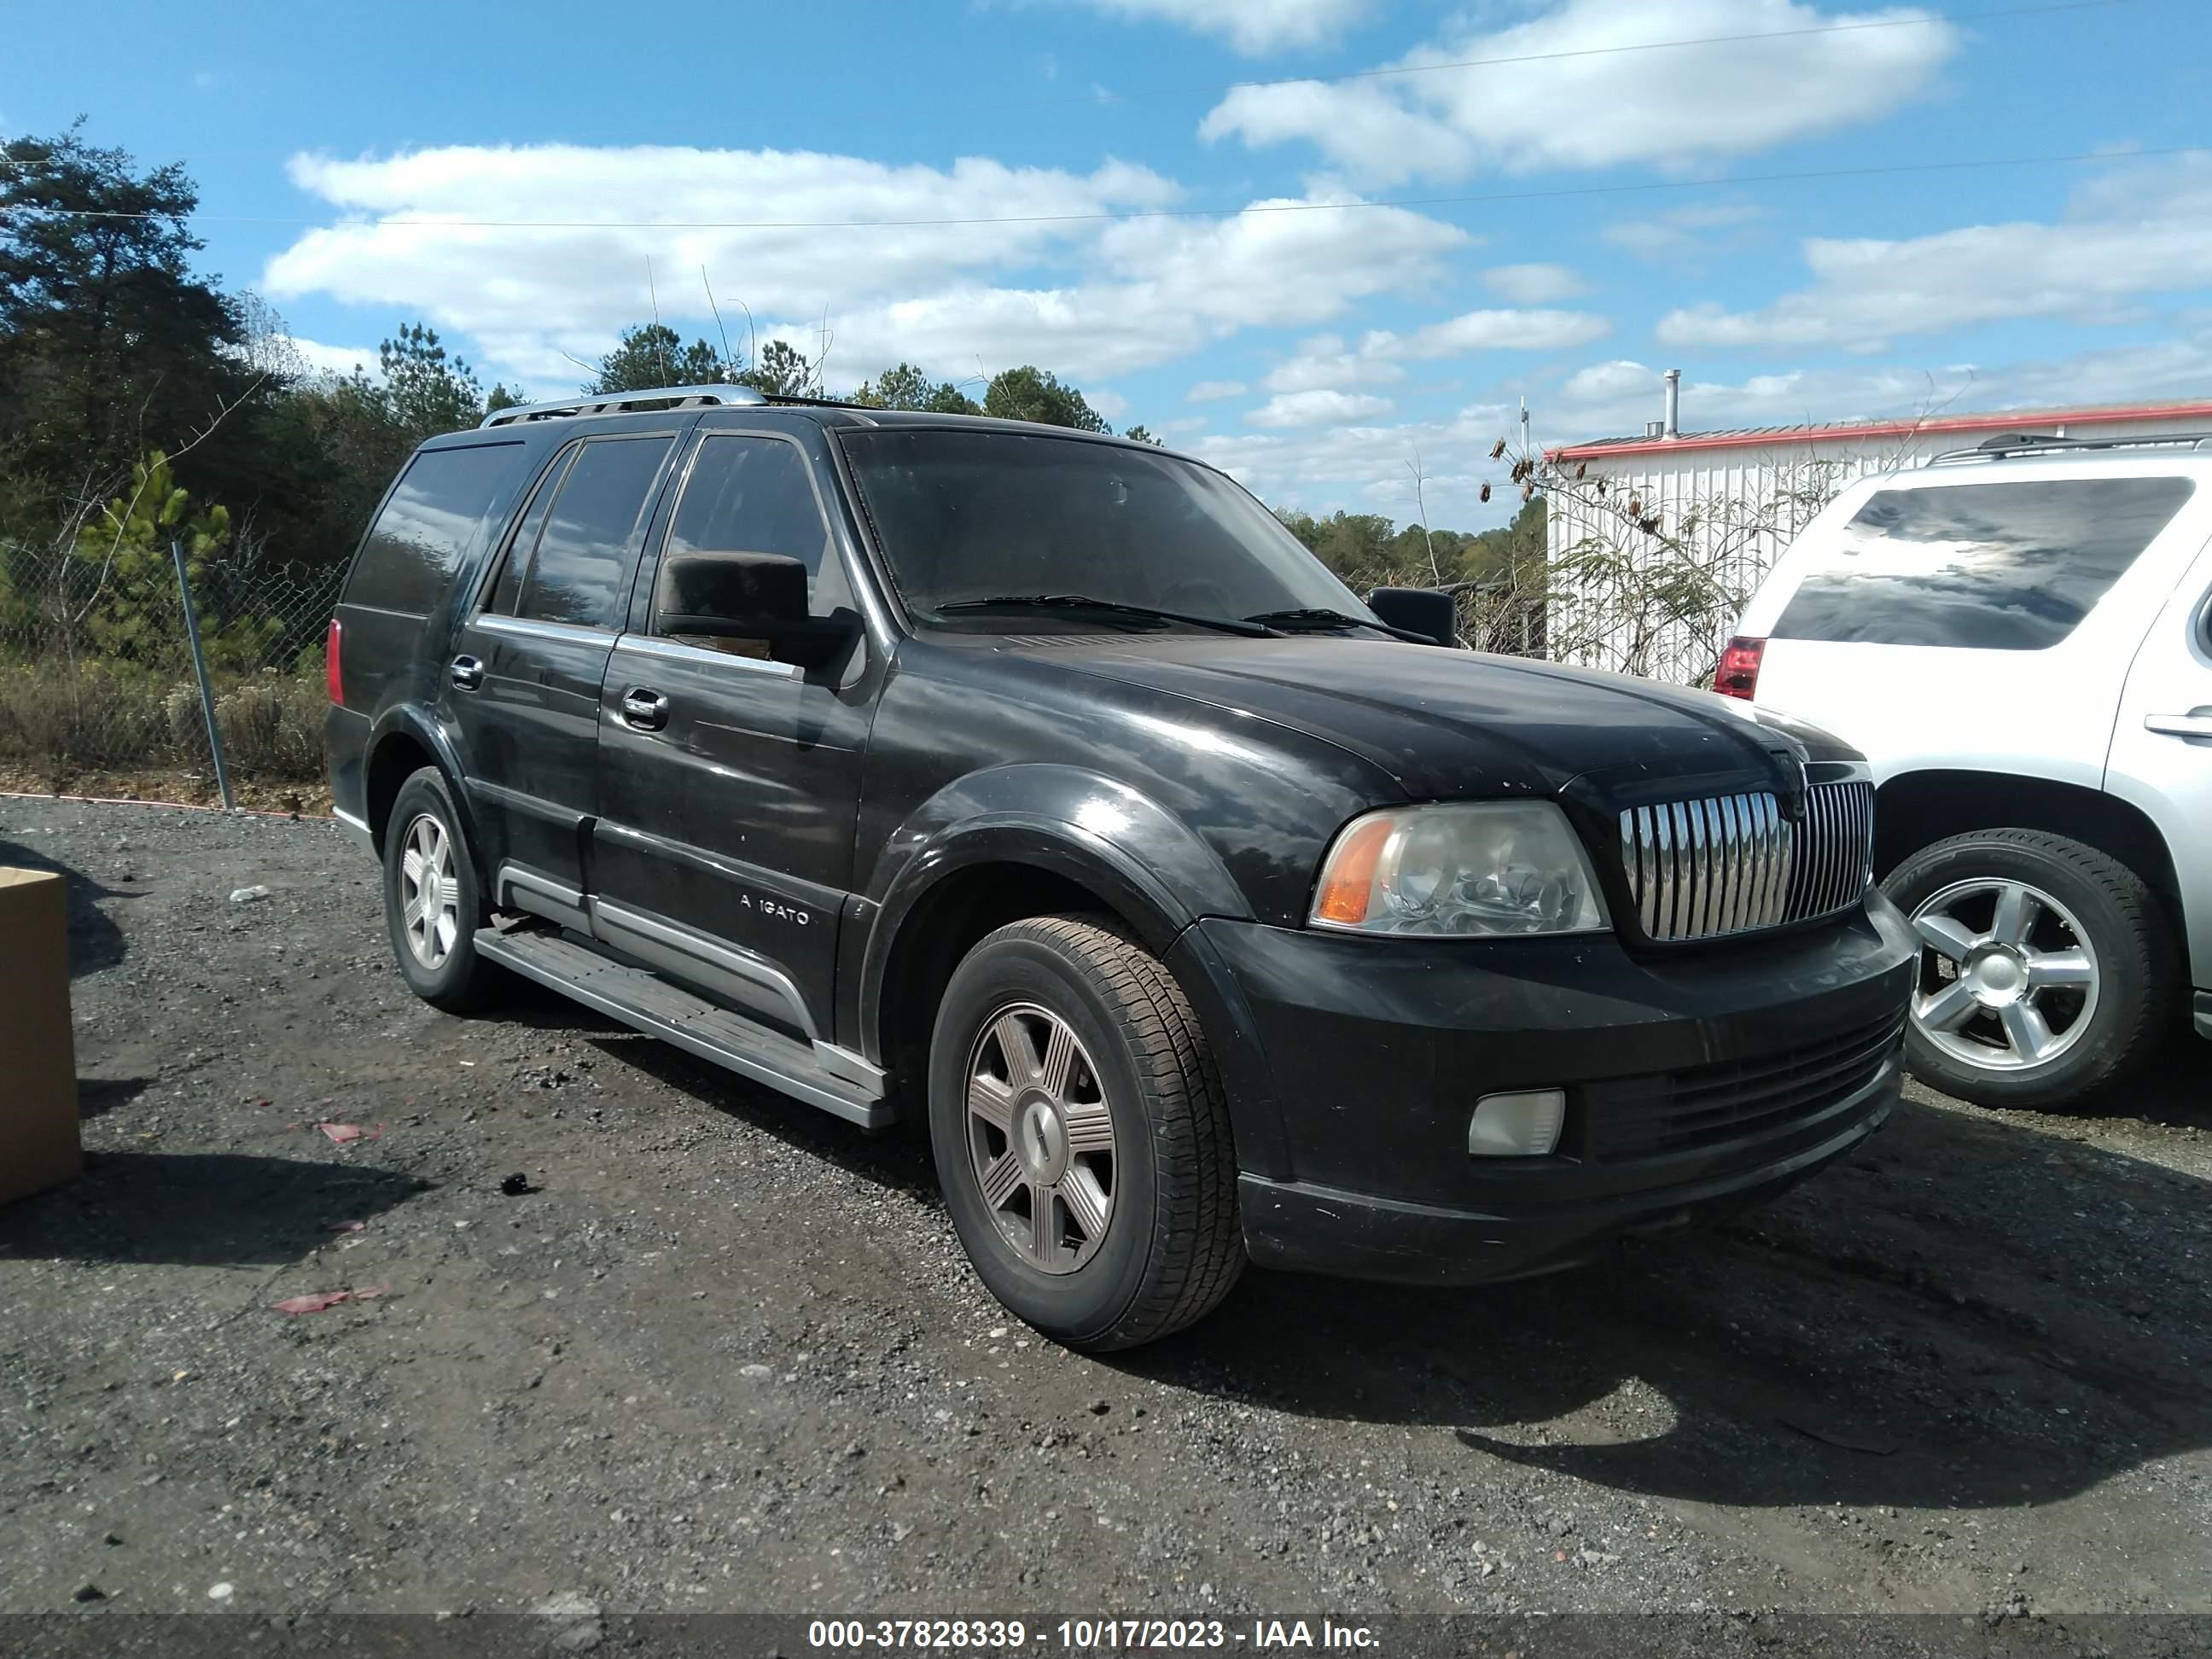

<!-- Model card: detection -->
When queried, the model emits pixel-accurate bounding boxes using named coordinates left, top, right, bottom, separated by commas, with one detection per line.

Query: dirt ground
left=0, top=765, right=332, bottom=817
left=3, top=795, right=2209, bottom=1640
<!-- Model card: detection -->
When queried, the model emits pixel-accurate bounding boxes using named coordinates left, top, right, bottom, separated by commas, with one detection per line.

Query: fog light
left=1468, top=1089, right=1566, bottom=1157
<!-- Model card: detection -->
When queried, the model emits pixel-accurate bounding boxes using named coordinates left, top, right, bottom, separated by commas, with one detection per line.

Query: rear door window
left=344, top=441, right=522, bottom=614
left=1773, top=476, right=2195, bottom=650
left=515, top=435, right=675, bottom=630
left=486, top=445, right=577, bottom=617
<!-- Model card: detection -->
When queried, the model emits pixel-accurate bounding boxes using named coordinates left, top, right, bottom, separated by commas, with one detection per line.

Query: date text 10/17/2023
left=806, top=1621, right=1381, bottom=1651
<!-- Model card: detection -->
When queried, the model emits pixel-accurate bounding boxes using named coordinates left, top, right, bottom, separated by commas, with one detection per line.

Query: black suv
left=325, top=383, right=1914, bottom=1348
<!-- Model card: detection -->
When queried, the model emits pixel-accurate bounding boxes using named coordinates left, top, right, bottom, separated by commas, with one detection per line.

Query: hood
left=1045, top=635, right=1843, bottom=807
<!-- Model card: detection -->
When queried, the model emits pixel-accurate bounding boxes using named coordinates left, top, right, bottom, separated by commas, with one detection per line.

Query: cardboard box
left=0, top=866, right=82, bottom=1204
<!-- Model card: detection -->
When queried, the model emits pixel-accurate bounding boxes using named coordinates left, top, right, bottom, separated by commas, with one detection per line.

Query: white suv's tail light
left=1714, top=635, right=1764, bottom=700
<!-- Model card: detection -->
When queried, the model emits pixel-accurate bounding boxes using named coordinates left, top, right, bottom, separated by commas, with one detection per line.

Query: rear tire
left=382, top=766, right=503, bottom=1014
left=928, top=915, right=1243, bottom=1350
left=1883, top=829, right=2175, bottom=1110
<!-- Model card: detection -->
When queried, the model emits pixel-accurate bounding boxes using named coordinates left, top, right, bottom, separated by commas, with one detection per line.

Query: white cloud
left=1247, top=389, right=1394, bottom=428
left=285, top=336, right=382, bottom=377
left=1196, top=412, right=1501, bottom=522
left=1239, top=307, right=1608, bottom=418
left=1602, top=201, right=1768, bottom=267
left=1185, top=379, right=1248, bottom=401
left=1363, top=307, right=1610, bottom=358
left=1657, top=155, right=2212, bottom=352
left=1087, top=387, right=1131, bottom=422
left=269, top=144, right=1176, bottom=339
left=1548, top=327, right=2212, bottom=446
left=1481, top=263, right=1585, bottom=304
left=1199, top=0, right=1958, bottom=183
left=1056, top=0, right=1375, bottom=55
left=265, top=146, right=1465, bottom=389
left=1561, top=358, right=1657, bottom=404
left=1193, top=321, right=2212, bottom=529
left=1262, top=332, right=1405, bottom=392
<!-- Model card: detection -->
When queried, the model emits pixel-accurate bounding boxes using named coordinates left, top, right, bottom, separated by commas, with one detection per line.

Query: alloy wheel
left=398, top=811, right=461, bottom=969
left=1907, top=877, right=2099, bottom=1073
left=965, top=1003, right=1117, bottom=1274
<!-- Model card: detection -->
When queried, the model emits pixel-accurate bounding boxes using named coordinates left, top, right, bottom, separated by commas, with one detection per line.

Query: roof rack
left=1928, top=430, right=2212, bottom=464
left=480, top=384, right=767, bottom=428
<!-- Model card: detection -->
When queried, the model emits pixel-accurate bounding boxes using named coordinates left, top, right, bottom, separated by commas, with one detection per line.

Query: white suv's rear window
left=1773, top=475, right=2194, bottom=650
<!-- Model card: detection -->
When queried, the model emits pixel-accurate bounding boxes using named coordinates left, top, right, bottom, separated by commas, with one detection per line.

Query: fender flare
left=857, top=765, right=1249, bottom=1054
left=364, top=704, right=486, bottom=874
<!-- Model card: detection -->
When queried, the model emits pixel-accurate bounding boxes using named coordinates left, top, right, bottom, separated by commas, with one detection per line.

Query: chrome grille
left=1619, top=780, right=1873, bottom=942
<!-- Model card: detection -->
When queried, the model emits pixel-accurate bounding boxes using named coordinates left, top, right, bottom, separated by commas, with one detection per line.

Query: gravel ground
left=3, top=795, right=2209, bottom=1635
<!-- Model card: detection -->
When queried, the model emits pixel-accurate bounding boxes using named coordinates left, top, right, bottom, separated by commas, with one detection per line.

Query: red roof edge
left=1543, top=399, right=2212, bottom=463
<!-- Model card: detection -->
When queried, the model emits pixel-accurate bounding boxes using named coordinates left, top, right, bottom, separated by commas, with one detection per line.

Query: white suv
left=1722, top=433, right=2212, bottom=1110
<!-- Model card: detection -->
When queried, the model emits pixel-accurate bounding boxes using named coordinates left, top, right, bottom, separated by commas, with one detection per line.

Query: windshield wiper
left=1243, top=607, right=1443, bottom=645
left=934, top=594, right=1281, bottom=637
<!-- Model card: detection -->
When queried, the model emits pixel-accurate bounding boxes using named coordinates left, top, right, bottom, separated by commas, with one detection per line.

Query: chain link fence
left=0, top=538, right=343, bottom=795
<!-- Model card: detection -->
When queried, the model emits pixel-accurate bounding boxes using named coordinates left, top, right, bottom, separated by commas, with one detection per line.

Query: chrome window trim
left=611, top=632, right=800, bottom=679
left=472, top=612, right=619, bottom=648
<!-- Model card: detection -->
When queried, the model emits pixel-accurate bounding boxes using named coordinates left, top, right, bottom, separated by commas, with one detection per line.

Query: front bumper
left=1168, top=895, right=1915, bottom=1285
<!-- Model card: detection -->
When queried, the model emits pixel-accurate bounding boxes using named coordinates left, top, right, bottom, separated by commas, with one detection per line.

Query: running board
left=473, top=928, right=893, bottom=1130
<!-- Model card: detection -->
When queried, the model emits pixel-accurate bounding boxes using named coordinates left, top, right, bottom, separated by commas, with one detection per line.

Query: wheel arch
left=1875, top=768, right=2183, bottom=923
left=859, top=770, right=1253, bottom=1115
left=863, top=831, right=1190, bottom=1108
left=364, top=708, right=483, bottom=875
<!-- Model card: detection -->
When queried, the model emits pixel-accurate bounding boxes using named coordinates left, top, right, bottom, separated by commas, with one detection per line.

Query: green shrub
left=212, top=672, right=325, bottom=778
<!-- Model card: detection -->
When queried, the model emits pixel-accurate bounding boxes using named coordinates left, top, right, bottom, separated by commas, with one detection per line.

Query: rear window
left=1773, top=476, right=2195, bottom=650
left=344, top=442, right=522, bottom=615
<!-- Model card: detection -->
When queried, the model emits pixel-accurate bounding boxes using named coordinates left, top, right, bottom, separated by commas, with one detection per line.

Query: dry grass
left=0, top=658, right=327, bottom=784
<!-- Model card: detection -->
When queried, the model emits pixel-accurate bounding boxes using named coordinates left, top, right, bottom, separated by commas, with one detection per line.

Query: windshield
left=839, top=428, right=1373, bottom=630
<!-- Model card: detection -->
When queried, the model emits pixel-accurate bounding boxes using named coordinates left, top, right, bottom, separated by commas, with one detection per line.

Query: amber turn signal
left=1312, top=815, right=1394, bottom=925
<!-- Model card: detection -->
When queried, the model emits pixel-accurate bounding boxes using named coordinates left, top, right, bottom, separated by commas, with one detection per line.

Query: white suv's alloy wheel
left=1907, top=877, right=2100, bottom=1072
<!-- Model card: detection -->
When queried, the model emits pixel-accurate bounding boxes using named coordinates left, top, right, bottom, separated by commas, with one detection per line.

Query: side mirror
left=1365, top=585, right=1459, bottom=647
left=657, top=550, right=856, bottom=668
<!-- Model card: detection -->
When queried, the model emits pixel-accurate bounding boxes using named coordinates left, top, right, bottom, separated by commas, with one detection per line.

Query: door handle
left=620, top=686, right=670, bottom=731
left=2145, top=711, right=2212, bottom=738
left=449, top=655, right=485, bottom=692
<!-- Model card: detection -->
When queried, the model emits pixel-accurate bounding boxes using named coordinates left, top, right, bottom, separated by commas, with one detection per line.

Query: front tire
left=382, top=766, right=502, bottom=1014
left=1884, top=829, right=2176, bottom=1110
left=928, top=915, right=1243, bottom=1350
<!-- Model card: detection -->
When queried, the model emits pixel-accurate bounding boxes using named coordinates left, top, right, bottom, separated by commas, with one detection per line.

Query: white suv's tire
left=1884, top=829, right=2177, bottom=1111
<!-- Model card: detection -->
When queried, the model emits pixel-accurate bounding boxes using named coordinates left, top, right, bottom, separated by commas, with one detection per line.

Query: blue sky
left=7, top=0, right=2210, bottom=527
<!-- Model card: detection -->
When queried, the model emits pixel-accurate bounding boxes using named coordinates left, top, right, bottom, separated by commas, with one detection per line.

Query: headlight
left=1309, top=802, right=1610, bottom=937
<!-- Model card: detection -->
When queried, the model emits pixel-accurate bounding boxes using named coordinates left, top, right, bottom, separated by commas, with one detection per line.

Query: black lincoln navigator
left=324, top=384, right=1916, bottom=1348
